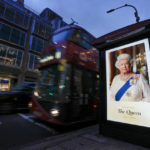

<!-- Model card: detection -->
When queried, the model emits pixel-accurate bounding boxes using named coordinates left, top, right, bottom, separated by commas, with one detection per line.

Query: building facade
left=0, top=0, right=67, bottom=91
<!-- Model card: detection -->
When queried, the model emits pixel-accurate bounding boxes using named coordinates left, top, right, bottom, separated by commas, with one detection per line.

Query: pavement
left=20, top=124, right=149, bottom=150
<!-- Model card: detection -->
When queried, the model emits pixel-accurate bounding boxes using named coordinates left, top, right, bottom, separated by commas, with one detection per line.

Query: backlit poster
left=106, top=38, right=150, bottom=127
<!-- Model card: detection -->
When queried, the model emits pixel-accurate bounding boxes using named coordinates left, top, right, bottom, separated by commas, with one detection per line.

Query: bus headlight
left=28, top=101, right=32, bottom=108
left=34, top=90, right=39, bottom=97
left=50, top=108, right=59, bottom=117
left=34, top=90, right=41, bottom=98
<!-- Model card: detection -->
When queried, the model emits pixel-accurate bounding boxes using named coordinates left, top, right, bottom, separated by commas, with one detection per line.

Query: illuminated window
left=0, top=44, right=23, bottom=67
left=0, top=77, right=10, bottom=91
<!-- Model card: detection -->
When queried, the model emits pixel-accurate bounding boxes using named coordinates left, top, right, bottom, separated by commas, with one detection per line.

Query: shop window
left=0, top=44, right=23, bottom=67
left=0, top=45, right=7, bottom=64
left=6, top=48, right=17, bottom=65
left=0, top=45, right=7, bottom=57
left=0, top=78, right=10, bottom=91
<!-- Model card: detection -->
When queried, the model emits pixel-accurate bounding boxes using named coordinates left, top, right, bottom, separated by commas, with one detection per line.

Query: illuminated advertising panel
left=106, top=38, right=150, bottom=127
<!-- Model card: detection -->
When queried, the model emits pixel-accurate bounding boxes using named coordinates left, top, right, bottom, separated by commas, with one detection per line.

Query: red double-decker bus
left=31, top=25, right=99, bottom=125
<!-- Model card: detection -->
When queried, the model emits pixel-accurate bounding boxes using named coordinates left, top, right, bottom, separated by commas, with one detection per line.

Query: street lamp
left=107, top=4, right=140, bottom=23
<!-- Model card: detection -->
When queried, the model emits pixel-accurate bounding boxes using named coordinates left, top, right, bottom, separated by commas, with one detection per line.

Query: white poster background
left=106, top=38, right=150, bottom=128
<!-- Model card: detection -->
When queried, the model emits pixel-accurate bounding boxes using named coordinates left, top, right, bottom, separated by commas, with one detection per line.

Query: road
left=0, top=113, right=58, bottom=150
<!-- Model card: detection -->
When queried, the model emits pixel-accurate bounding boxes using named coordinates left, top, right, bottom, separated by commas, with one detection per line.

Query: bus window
left=35, top=64, right=71, bottom=102
left=58, top=64, right=71, bottom=102
left=35, top=64, right=61, bottom=101
left=51, top=29, right=74, bottom=43
left=73, top=67, right=82, bottom=97
left=51, top=28, right=94, bottom=50
left=71, top=30, right=94, bottom=50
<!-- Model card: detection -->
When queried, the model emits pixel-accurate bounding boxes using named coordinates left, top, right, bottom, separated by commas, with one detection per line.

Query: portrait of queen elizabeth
left=109, top=53, right=150, bottom=102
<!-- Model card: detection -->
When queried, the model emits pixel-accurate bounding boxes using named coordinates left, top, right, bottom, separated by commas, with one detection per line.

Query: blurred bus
left=31, top=25, right=99, bottom=125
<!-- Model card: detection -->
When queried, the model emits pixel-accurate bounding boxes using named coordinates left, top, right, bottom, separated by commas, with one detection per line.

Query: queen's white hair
left=115, top=53, right=131, bottom=69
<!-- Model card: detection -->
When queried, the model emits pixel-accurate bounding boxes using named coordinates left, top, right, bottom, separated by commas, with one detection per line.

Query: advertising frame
left=99, top=38, right=150, bottom=148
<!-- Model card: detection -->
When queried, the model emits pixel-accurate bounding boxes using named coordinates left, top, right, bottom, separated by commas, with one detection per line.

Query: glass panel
left=16, top=50, right=23, bottom=67
left=0, top=24, right=11, bottom=41
left=19, top=32, right=26, bottom=46
left=31, top=36, right=44, bottom=52
left=29, top=54, right=34, bottom=69
left=45, top=27, right=51, bottom=39
left=59, top=64, right=71, bottom=101
left=0, top=45, right=7, bottom=64
left=0, top=3, right=5, bottom=17
left=0, top=45, right=7, bottom=57
left=52, top=29, right=94, bottom=50
left=80, top=30, right=94, bottom=43
left=23, top=15, right=29, bottom=28
left=14, top=11, right=24, bottom=25
left=73, top=68, right=82, bottom=96
left=82, top=70, right=93, bottom=94
left=71, top=30, right=93, bottom=49
left=4, top=7, right=15, bottom=21
left=40, top=48, right=62, bottom=64
left=52, top=29, right=74, bottom=43
left=34, top=56, right=38, bottom=69
left=34, top=21, right=39, bottom=33
left=39, top=23, right=45, bottom=35
left=36, top=39, right=43, bottom=52
left=10, top=29, right=20, bottom=44
left=31, top=37, right=36, bottom=50
left=6, top=48, right=16, bottom=65
left=36, top=64, right=61, bottom=101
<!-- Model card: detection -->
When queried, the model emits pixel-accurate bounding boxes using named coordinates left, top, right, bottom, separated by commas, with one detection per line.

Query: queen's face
left=118, top=59, right=130, bottom=74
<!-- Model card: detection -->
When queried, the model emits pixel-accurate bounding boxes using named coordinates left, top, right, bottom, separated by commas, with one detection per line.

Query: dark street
left=0, top=113, right=58, bottom=150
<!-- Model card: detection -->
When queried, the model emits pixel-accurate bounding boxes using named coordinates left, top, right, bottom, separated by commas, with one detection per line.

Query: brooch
left=129, top=79, right=137, bottom=85
left=129, top=74, right=140, bottom=85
